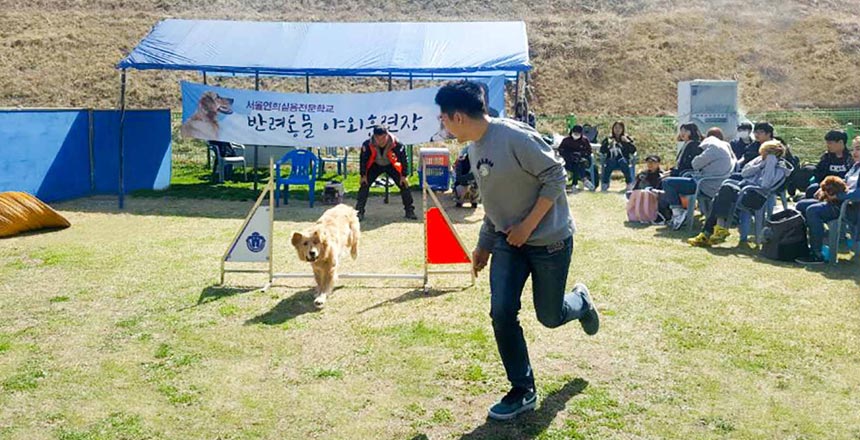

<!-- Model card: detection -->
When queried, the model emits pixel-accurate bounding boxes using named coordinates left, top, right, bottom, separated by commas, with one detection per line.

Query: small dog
left=180, top=91, right=234, bottom=140
left=818, top=175, right=848, bottom=204
left=291, top=204, right=360, bottom=307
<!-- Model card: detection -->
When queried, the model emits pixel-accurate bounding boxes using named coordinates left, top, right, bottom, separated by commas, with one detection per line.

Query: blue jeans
left=805, top=183, right=820, bottom=200
left=489, top=235, right=586, bottom=390
left=602, top=157, right=631, bottom=184
left=798, top=200, right=842, bottom=255
left=662, top=177, right=697, bottom=207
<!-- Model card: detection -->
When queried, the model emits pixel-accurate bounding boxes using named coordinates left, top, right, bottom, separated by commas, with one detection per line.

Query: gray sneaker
left=583, top=179, right=595, bottom=191
left=574, top=283, right=600, bottom=336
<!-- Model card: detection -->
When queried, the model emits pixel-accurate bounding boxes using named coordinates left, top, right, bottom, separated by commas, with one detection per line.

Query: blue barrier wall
left=0, top=109, right=171, bottom=202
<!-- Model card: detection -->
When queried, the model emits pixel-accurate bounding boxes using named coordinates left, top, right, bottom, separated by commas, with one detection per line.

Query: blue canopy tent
left=116, top=19, right=532, bottom=207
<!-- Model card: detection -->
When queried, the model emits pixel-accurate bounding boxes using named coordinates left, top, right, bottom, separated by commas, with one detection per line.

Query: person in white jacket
left=689, top=140, right=789, bottom=246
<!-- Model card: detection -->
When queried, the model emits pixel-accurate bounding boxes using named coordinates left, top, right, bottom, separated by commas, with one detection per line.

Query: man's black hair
left=372, top=126, right=388, bottom=136
left=434, top=80, right=488, bottom=118
left=570, top=124, right=584, bottom=135
left=737, top=122, right=753, bottom=131
left=824, top=129, right=848, bottom=144
left=753, top=122, right=774, bottom=136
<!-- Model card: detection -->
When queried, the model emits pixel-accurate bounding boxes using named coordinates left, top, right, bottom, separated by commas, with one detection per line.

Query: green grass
left=1, top=190, right=859, bottom=439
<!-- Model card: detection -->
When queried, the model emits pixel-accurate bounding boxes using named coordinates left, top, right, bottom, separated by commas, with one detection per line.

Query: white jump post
left=220, top=154, right=474, bottom=292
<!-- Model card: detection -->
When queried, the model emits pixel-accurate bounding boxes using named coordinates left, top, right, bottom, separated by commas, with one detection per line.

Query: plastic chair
left=316, top=147, right=349, bottom=176
left=825, top=200, right=860, bottom=264
left=593, top=152, right=637, bottom=188
left=735, top=174, right=788, bottom=244
left=684, top=172, right=734, bottom=232
left=275, top=149, right=318, bottom=208
left=207, top=142, right=247, bottom=183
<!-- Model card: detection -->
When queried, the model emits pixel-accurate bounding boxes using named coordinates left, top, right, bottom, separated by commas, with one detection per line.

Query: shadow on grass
left=243, top=287, right=344, bottom=325
left=196, top=285, right=259, bottom=305
left=358, top=287, right=467, bottom=314
left=458, top=378, right=590, bottom=440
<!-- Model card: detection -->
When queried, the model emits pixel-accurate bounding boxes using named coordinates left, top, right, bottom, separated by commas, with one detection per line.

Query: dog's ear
left=291, top=232, right=303, bottom=247
left=312, top=229, right=325, bottom=243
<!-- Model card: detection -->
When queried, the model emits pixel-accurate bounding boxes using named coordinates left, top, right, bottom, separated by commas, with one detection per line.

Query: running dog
left=290, top=204, right=361, bottom=307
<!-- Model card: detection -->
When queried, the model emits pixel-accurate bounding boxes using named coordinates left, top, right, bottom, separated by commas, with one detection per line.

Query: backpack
left=787, top=164, right=816, bottom=196
left=760, top=209, right=809, bottom=261
left=627, top=189, right=660, bottom=223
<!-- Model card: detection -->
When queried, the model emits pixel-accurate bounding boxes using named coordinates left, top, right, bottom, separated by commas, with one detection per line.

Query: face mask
left=572, top=134, right=582, bottom=140
left=738, top=130, right=751, bottom=140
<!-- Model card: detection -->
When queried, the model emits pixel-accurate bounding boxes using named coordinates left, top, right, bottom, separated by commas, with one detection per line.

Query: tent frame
left=115, top=20, right=531, bottom=208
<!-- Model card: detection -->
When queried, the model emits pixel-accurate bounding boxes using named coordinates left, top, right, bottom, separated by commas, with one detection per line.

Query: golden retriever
left=180, top=91, right=234, bottom=140
left=291, top=204, right=360, bottom=307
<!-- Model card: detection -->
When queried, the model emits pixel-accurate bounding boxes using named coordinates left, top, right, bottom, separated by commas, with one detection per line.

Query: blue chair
left=826, top=200, right=860, bottom=265
left=316, top=147, right=349, bottom=176
left=684, top=172, right=734, bottom=232
left=275, top=149, right=318, bottom=208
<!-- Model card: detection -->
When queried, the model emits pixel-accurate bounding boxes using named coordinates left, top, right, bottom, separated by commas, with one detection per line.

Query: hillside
left=1, top=0, right=859, bottom=115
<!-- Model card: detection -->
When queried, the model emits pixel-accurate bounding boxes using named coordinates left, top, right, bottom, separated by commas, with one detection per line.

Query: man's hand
left=400, top=176, right=409, bottom=188
left=814, top=188, right=823, bottom=200
left=472, top=247, right=490, bottom=275
left=360, top=176, right=368, bottom=186
left=504, top=221, right=536, bottom=247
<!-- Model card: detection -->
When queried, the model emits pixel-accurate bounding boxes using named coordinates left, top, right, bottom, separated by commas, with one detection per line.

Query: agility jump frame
left=220, top=159, right=475, bottom=291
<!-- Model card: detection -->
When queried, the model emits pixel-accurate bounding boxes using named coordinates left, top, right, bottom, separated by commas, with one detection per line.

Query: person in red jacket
left=356, top=126, right=417, bottom=221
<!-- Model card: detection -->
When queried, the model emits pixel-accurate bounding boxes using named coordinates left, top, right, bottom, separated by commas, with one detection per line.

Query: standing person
left=558, top=125, right=596, bottom=190
left=434, top=80, right=599, bottom=421
left=599, top=121, right=637, bottom=191
left=355, top=126, right=417, bottom=221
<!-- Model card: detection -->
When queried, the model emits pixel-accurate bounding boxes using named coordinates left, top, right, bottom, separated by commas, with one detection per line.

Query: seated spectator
left=663, top=123, right=703, bottom=179
left=514, top=101, right=536, bottom=128
left=662, top=134, right=735, bottom=229
left=795, top=137, right=860, bottom=264
left=688, top=140, right=790, bottom=246
left=633, top=155, right=663, bottom=190
left=599, top=121, right=637, bottom=191
left=706, top=127, right=726, bottom=142
left=453, top=145, right=479, bottom=207
left=730, top=122, right=753, bottom=160
left=805, top=130, right=854, bottom=198
left=558, top=125, right=595, bottom=190
left=737, top=122, right=774, bottom=169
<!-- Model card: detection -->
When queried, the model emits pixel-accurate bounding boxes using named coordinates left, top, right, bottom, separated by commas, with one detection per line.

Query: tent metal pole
left=514, top=72, right=520, bottom=111
left=203, top=71, right=207, bottom=85
left=409, top=73, right=413, bottom=90
left=388, top=72, right=392, bottom=91
left=253, top=70, right=260, bottom=191
left=118, top=69, right=127, bottom=210
left=305, top=74, right=310, bottom=93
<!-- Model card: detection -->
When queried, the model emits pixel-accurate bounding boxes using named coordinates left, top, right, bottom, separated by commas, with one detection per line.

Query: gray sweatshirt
left=690, top=136, right=736, bottom=197
left=740, top=154, right=789, bottom=190
left=471, top=118, right=574, bottom=251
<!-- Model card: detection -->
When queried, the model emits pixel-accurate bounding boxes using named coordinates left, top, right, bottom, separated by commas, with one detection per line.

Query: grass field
left=2, top=183, right=859, bottom=439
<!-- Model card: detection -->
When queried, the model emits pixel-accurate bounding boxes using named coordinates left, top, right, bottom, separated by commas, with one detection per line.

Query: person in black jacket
left=356, top=126, right=416, bottom=221
left=558, top=125, right=595, bottom=190
left=633, top=155, right=663, bottom=190
left=599, top=121, right=637, bottom=191
left=664, top=123, right=703, bottom=178
left=737, top=122, right=774, bottom=169
left=803, top=129, right=854, bottom=199
left=730, top=122, right=753, bottom=161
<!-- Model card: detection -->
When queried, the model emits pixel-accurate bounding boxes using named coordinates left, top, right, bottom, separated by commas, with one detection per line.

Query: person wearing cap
left=356, top=126, right=417, bottom=221
left=558, top=125, right=595, bottom=190
left=730, top=122, right=753, bottom=161
left=633, top=155, right=663, bottom=190
left=810, top=130, right=854, bottom=193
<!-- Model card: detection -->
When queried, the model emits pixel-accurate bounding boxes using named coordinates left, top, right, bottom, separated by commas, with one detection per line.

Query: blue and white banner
left=180, top=81, right=443, bottom=147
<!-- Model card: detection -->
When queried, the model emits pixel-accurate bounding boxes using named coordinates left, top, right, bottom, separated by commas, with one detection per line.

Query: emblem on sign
left=246, top=232, right=266, bottom=253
